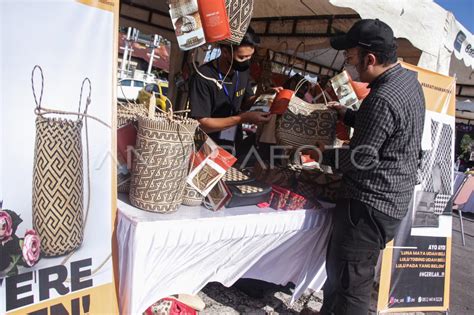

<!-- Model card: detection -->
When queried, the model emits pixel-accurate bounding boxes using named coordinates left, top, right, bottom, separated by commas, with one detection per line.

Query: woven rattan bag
left=31, top=66, right=109, bottom=257
left=116, top=102, right=148, bottom=193
left=129, top=113, right=199, bottom=213
left=182, top=183, right=204, bottom=206
left=276, top=95, right=338, bottom=149
left=220, top=0, right=254, bottom=45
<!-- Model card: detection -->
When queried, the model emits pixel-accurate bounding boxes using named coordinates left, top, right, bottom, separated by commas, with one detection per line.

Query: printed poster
left=377, top=62, right=455, bottom=313
left=0, top=1, right=118, bottom=313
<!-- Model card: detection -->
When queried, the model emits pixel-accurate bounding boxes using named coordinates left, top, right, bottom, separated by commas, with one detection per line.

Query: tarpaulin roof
left=119, top=0, right=474, bottom=97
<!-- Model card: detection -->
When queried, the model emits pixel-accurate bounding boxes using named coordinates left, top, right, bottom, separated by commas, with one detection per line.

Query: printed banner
left=448, top=16, right=474, bottom=69
left=377, top=62, right=455, bottom=312
left=0, top=1, right=118, bottom=314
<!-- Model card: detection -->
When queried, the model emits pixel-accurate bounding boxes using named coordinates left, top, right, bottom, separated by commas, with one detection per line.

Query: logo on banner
left=454, top=31, right=466, bottom=52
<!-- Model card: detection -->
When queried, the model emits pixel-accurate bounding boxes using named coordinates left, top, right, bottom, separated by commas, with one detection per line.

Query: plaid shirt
left=323, top=64, right=425, bottom=219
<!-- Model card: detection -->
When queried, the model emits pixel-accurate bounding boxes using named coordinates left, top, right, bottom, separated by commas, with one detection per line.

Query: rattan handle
left=284, top=41, right=305, bottom=75
left=31, top=65, right=44, bottom=111
left=276, top=41, right=289, bottom=53
left=78, top=78, right=92, bottom=119
left=315, top=82, right=328, bottom=106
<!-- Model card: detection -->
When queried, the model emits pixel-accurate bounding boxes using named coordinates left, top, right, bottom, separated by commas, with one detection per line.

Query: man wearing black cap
left=318, top=19, right=425, bottom=315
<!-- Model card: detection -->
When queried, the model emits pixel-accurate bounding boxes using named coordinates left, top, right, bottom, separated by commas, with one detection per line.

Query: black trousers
left=320, top=199, right=401, bottom=315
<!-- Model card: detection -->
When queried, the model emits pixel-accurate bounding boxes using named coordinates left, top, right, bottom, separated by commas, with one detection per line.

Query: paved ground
left=197, top=211, right=474, bottom=314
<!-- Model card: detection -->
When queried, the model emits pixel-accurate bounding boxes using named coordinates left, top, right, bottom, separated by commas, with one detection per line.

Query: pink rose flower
left=0, top=211, right=13, bottom=241
left=22, top=230, right=41, bottom=267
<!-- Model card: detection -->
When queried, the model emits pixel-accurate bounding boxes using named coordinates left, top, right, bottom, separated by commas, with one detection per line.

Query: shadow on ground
left=198, top=211, right=473, bottom=314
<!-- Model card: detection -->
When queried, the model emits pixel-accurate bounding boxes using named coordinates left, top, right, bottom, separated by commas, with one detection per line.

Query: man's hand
left=264, top=86, right=284, bottom=95
left=239, top=111, right=272, bottom=124
left=327, top=101, right=347, bottom=121
left=304, top=141, right=327, bottom=163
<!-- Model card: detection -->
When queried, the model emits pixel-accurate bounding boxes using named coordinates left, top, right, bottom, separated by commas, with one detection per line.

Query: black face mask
left=232, top=59, right=250, bottom=72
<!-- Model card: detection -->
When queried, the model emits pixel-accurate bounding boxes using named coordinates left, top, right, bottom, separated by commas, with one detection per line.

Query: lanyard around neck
left=217, top=63, right=239, bottom=104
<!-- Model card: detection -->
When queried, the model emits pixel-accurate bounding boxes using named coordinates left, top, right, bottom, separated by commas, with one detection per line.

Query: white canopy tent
left=119, top=0, right=474, bottom=103
left=456, top=99, right=474, bottom=125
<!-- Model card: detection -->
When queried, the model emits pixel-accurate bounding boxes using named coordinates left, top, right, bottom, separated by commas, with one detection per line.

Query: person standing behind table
left=317, top=19, right=425, bottom=315
left=189, top=28, right=281, bottom=154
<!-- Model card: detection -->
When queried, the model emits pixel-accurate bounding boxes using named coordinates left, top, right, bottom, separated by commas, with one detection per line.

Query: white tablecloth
left=117, top=196, right=333, bottom=314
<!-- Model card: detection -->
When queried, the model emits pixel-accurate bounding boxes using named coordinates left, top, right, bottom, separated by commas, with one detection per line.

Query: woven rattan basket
left=276, top=96, right=337, bottom=148
left=129, top=114, right=199, bottom=213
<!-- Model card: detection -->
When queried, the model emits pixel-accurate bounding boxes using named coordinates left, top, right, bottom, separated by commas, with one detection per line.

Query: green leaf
left=10, top=254, right=21, bottom=266
left=460, top=134, right=473, bottom=154
left=6, top=264, right=18, bottom=277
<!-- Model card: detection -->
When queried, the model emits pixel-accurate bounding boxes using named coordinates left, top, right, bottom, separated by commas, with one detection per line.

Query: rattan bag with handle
left=276, top=80, right=338, bottom=148
left=129, top=110, right=199, bottom=213
left=31, top=66, right=110, bottom=257
left=116, top=102, right=148, bottom=194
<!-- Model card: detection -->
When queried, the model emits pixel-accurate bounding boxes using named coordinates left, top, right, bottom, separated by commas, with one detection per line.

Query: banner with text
left=377, top=62, right=455, bottom=313
left=0, top=1, right=118, bottom=313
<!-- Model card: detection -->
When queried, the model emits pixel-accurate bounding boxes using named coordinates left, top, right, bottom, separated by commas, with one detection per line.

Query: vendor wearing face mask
left=189, top=28, right=282, bottom=149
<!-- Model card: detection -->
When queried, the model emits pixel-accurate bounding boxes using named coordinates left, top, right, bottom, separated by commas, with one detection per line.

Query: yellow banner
left=401, top=62, right=456, bottom=117
left=76, top=0, right=115, bottom=12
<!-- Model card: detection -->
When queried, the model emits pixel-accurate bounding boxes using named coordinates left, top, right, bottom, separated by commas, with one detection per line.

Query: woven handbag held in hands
left=276, top=95, right=338, bottom=148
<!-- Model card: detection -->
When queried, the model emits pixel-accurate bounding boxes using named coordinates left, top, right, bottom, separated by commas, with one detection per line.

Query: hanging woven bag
left=220, top=0, right=254, bottom=45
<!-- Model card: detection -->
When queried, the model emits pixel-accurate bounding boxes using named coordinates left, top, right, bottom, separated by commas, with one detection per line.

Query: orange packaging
left=198, top=0, right=231, bottom=42
left=350, top=80, right=370, bottom=100
left=271, top=89, right=294, bottom=114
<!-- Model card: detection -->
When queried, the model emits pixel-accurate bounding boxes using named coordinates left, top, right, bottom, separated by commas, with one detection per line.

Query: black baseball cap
left=330, top=19, right=395, bottom=52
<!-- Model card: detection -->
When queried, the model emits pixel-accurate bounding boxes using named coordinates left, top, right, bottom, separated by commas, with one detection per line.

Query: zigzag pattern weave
left=276, top=97, right=337, bottom=148
left=32, top=116, right=84, bottom=257
left=182, top=183, right=203, bottom=206
left=129, top=115, right=198, bottom=213
left=221, top=0, right=254, bottom=45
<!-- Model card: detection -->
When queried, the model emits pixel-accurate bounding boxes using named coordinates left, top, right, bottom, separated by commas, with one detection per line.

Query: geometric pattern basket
left=276, top=96, right=338, bottom=148
left=33, top=116, right=84, bottom=257
left=182, top=183, right=204, bottom=206
left=220, top=0, right=254, bottom=45
left=129, top=114, right=199, bottom=213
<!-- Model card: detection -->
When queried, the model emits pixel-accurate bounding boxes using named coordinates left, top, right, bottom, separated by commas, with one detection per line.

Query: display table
left=117, top=195, right=333, bottom=314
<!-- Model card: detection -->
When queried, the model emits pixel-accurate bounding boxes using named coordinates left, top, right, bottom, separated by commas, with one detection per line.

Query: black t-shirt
left=189, top=61, right=254, bottom=144
left=189, top=61, right=254, bottom=120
